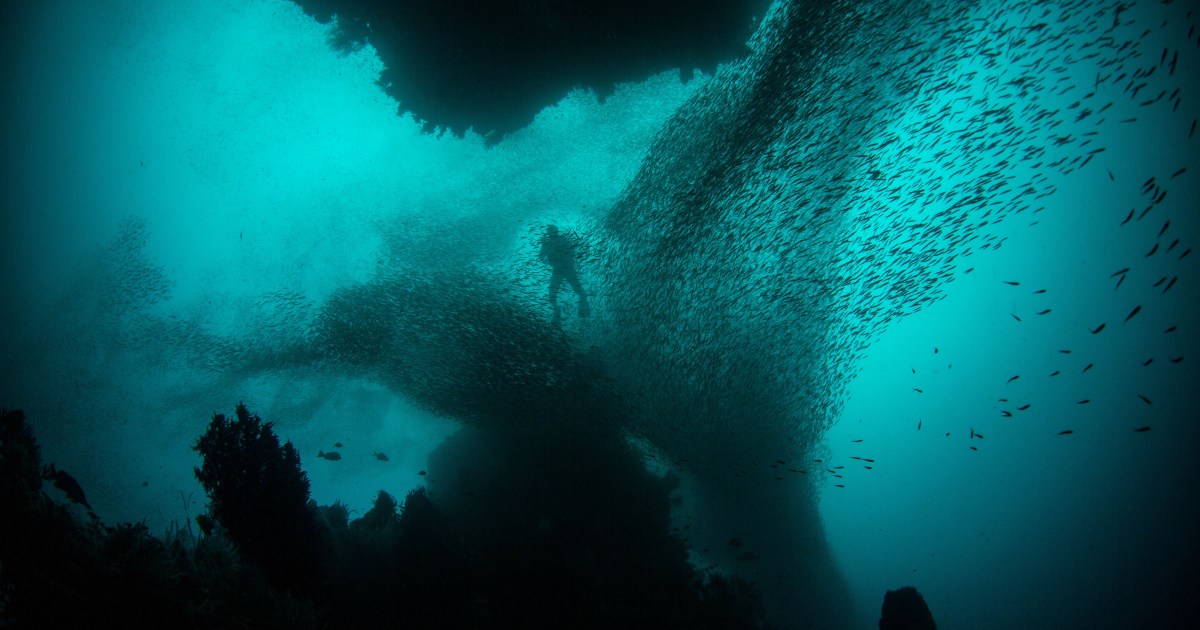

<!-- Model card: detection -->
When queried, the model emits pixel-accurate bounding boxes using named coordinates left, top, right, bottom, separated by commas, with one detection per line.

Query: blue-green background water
left=2, top=0, right=1197, bottom=627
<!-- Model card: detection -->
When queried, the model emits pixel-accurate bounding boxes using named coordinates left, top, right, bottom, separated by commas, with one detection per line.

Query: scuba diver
left=538, top=224, right=590, bottom=323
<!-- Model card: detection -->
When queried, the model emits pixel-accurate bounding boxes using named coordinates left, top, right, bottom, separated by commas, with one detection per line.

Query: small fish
left=43, top=465, right=91, bottom=509
left=1142, top=358, right=1154, bottom=366
left=1003, top=280, right=1020, bottom=286
left=1082, top=363, right=1093, bottom=373
left=1120, top=209, right=1135, bottom=225
left=917, top=420, right=922, bottom=430
left=1158, top=220, right=1171, bottom=238
left=835, top=484, right=845, bottom=488
left=969, top=446, right=978, bottom=451
left=1164, top=326, right=1177, bottom=333
left=850, top=439, right=863, bottom=443
left=1137, top=394, right=1151, bottom=405
left=1011, top=313, right=1022, bottom=322
left=1007, top=375, right=1020, bottom=383
left=1110, top=268, right=1130, bottom=277
left=1059, top=349, right=1072, bottom=354
left=1057, top=430, right=1074, bottom=436
left=1170, top=167, right=1186, bottom=179
left=1124, top=305, right=1142, bottom=323
left=1162, top=277, right=1177, bottom=294
left=1037, top=309, right=1052, bottom=315
left=334, top=442, right=343, bottom=448
left=373, top=451, right=389, bottom=462
left=1133, top=426, right=1151, bottom=432
left=1049, top=371, right=1060, bottom=377
left=1018, top=404, right=1031, bottom=411
left=1170, top=357, right=1184, bottom=364
left=934, top=347, right=939, bottom=354
left=1033, top=289, right=1047, bottom=294
left=913, top=388, right=924, bottom=393
left=1077, top=399, right=1090, bottom=404
left=317, top=450, right=342, bottom=461
left=1001, top=410, right=1013, bottom=417
left=1091, top=323, right=1106, bottom=334
left=1145, top=243, right=1159, bottom=257
left=418, top=470, right=427, bottom=476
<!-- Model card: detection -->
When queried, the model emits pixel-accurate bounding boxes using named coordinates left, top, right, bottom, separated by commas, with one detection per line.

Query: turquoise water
left=1, top=0, right=1196, bottom=627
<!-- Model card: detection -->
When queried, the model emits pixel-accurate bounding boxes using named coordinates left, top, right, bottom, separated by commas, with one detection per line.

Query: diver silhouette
left=538, top=225, right=590, bottom=323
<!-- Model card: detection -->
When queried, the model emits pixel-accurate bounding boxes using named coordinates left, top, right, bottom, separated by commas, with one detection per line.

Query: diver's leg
left=549, top=271, right=564, bottom=322
left=563, top=268, right=589, bottom=317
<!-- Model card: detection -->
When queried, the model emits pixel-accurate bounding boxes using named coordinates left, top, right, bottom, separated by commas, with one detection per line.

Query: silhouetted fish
left=1091, top=323, right=1106, bottom=334
left=1137, top=394, right=1151, bottom=405
left=43, top=465, right=91, bottom=510
left=1124, top=305, right=1142, bottom=322
left=374, top=451, right=389, bottom=462
left=1058, top=430, right=1074, bottom=436
left=318, top=450, right=342, bottom=461
left=1133, top=426, right=1151, bottom=432
left=1007, top=375, right=1020, bottom=383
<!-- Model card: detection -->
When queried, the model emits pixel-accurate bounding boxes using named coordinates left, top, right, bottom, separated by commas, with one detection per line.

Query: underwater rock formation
left=879, top=586, right=938, bottom=630
left=2, top=408, right=767, bottom=627
left=292, top=0, right=770, bottom=141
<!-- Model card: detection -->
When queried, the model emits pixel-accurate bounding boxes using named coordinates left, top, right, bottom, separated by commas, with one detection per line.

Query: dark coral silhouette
left=193, top=402, right=329, bottom=595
